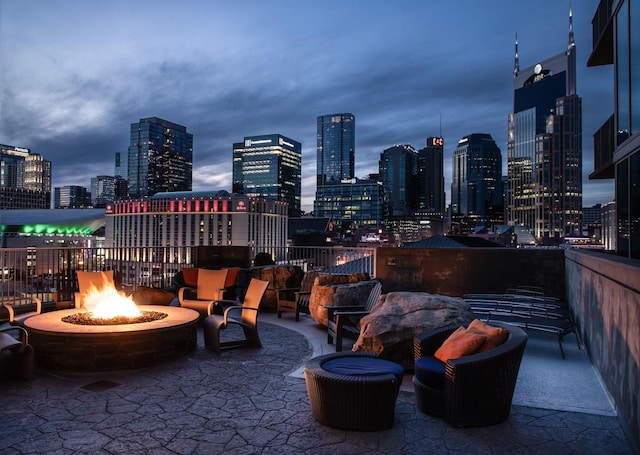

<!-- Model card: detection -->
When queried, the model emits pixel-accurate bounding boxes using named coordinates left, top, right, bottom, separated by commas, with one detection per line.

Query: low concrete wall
left=376, top=248, right=565, bottom=298
left=565, top=249, right=640, bottom=451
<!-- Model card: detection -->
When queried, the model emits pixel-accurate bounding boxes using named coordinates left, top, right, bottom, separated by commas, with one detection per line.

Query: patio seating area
left=0, top=310, right=633, bottom=454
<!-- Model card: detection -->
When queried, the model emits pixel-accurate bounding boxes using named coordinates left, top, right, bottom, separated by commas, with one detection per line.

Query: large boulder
left=308, top=273, right=370, bottom=326
left=352, top=291, right=476, bottom=369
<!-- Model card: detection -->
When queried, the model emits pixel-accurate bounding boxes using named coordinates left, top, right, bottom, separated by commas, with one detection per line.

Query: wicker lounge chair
left=413, top=321, right=527, bottom=427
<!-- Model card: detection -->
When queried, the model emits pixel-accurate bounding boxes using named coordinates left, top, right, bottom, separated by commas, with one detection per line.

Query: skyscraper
left=507, top=8, right=582, bottom=241
left=451, top=134, right=503, bottom=231
left=54, top=185, right=91, bottom=208
left=91, top=175, right=128, bottom=208
left=417, top=137, right=445, bottom=215
left=316, top=113, right=355, bottom=186
left=0, top=144, right=51, bottom=209
left=379, top=144, right=417, bottom=216
left=313, top=176, right=389, bottom=239
left=127, top=117, right=193, bottom=198
left=232, top=134, right=302, bottom=216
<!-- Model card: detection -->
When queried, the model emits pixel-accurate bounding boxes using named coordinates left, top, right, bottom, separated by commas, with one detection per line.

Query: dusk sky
left=1, top=0, right=614, bottom=212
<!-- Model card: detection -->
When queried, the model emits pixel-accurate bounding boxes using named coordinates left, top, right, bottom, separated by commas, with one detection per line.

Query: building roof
left=150, top=190, right=231, bottom=199
left=403, top=235, right=504, bottom=248
left=288, top=217, right=331, bottom=234
left=0, top=209, right=106, bottom=234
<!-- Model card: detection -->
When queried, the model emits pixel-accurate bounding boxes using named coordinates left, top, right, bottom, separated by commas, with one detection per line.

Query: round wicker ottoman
left=303, top=351, right=404, bottom=431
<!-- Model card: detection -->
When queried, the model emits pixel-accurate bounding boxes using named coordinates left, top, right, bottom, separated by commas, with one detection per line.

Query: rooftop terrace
left=0, top=309, right=633, bottom=454
left=1, top=245, right=639, bottom=453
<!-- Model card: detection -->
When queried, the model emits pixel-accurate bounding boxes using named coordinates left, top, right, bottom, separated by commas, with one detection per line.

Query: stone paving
left=0, top=321, right=635, bottom=454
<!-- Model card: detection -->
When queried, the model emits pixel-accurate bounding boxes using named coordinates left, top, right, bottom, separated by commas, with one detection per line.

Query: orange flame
left=83, top=285, right=141, bottom=319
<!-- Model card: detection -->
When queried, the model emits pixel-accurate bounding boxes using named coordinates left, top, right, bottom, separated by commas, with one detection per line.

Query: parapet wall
left=376, top=247, right=566, bottom=298
left=565, top=249, right=640, bottom=451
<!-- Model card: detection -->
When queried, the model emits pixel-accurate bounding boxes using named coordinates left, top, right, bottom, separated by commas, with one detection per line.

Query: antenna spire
left=513, top=33, right=519, bottom=78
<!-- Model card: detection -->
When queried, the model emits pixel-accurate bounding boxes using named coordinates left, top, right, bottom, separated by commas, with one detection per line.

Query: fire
left=82, top=285, right=141, bottom=319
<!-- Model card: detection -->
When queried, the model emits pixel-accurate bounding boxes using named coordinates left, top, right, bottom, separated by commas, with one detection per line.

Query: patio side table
left=303, top=351, right=403, bottom=431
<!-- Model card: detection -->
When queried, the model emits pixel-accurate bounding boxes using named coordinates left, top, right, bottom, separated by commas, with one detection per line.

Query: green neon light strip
left=20, top=224, right=94, bottom=235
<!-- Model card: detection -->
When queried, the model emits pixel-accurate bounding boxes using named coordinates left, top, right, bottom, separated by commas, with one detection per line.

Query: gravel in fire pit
left=62, top=311, right=168, bottom=326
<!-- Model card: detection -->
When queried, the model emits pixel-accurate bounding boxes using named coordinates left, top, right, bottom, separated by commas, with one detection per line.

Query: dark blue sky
left=0, top=0, right=613, bottom=211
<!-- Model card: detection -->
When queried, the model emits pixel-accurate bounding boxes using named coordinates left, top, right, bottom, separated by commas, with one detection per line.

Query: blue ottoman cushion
left=322, top=356, right=404, bottom=384
left=415, top=356, right=446, bottom=390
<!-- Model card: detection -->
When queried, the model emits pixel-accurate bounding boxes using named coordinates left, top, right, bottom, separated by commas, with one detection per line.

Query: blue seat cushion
left=414, top=356, right=446, bottom=390
left=322, top=356, right=404, bottom=384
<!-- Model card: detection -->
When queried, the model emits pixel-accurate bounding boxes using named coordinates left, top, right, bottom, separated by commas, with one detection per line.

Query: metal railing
left=0, top=245, right=376, bottom=305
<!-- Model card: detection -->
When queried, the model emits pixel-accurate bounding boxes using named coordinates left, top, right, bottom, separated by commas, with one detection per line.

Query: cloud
left=0, top=0, right=614, bottom=210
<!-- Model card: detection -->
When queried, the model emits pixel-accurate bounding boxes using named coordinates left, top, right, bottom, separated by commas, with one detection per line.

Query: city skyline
left=1, top=1, right=613, bottom=212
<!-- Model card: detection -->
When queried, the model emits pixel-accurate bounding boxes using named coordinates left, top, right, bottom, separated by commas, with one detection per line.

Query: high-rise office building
left=115, top=152, right=128, bottom=180
left=379, top=144, right=417, bottom=216
left=54, top=185, right=91, bottom=208
left=313, top=177, right=389, bottom=239
left=0, top=144, right=51, bottom=209
left=507, top=8, right=582, bottom=241
left=316, top=113, right=355, bottom=186
left=588, top=0, right=639, bottom=259
left=91, top=175, right=128, bottom=208
left=451, top=134, right=503, bottom=231
left=232, top=134, right=302, bottom=216
left=417, top=137, right=445, bottom=215
left=127, top=117, right=193, bottom=198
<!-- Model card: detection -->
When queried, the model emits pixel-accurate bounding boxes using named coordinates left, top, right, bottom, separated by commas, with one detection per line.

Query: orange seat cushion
left=182, top=268, right=199, bottom=287
left=434, top=326, right=487, bottom=362
left=467, top=318, right=509, bottom=352
left=224, top=267, right=240, bottom=288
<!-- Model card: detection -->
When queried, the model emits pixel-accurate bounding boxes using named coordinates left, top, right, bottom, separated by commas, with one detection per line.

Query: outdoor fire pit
left=24, top=305, right=199, bottom=372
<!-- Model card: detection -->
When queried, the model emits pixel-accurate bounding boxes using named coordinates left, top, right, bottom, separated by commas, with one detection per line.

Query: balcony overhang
left=589, top=163, right=615, bottom=180
left=587, top=1, right=614, bottom=67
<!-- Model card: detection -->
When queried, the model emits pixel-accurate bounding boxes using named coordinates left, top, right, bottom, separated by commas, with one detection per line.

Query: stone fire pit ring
left=24, top=306, right=199, bottom=372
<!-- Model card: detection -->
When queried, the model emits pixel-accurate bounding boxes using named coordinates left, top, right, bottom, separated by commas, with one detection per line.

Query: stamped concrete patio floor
left=0, top=313, right=634, bottom=454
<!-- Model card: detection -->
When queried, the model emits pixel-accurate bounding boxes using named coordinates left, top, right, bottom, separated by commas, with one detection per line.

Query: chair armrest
left=2, top=297, right=42, bottom=323
left=222, top=305, right=258, bottom=324
left=207, top=299, right=241, bottom=316
left=2, top=303, right=16, bottom=322
left=333, top=310, right=369, bottom=317
left=276, top=287, right=301, bottom=301
left=277, top=286, right=302, bottom=293
left=0, top=325, right=29, bottom=349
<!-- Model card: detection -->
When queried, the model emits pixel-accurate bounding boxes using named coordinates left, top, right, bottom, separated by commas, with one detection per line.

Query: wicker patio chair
left=413, top=321, right=527, bottom=427
left=202, top=278, right=269, bottom=354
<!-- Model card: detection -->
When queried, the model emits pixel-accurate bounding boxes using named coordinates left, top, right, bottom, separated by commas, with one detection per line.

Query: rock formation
left=352, top=291, right=476, bottom=369
left=307, top=273, right=371, bottom=326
